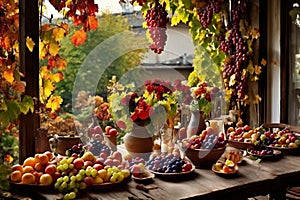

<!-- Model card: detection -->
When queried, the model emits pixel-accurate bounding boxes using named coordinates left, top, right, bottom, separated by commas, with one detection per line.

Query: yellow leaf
left=253, top=94, right=262, bottom=104
left=261, top=58, right=267, bottom=66
left=49, top=41, right=59, bottom=56
left=26, top=36, right=35, bottom=52
left=39, top=42, right=47, bottom=59
left=247, top=61, right=254, bottom=74
left=52, top=27, right=65, bottom=42
left=4, top=70, right=14, bottom=84
left=251, top=28, right=260, bottom=39
left=39, top=66, right=48, bottom=78
left=51, top=72, right=64, bottom=83
left=254, top=65, right=262, bottom=75
left=42, top=80, right=55, bottom=98
left=46, top=95, right=63, bottom=111
left=229, top=74, right=236, bottom=86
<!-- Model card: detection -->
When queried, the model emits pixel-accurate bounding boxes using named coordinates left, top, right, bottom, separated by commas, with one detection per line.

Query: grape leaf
left=20, top=95, right=34, bottom=114
left=52, top=27, right=66, bottom=42
left=70, top=29, right=87, bottom=47
left=46, top=95, right=63, bottom=111
left=26, top=36, right=35, bottom=52
left=51, top=72, right=64, bottom=83
left=3, top=70, right=14, bottom=84
left=42, top=79, right=55, bottom=98
left=49, top=41, right=60, bottom=56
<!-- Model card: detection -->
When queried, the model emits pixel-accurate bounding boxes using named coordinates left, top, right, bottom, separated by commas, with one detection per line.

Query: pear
left=82, top=151, right=96, bottom=162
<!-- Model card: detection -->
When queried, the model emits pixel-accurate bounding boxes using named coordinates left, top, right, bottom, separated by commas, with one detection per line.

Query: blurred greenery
left=56, top=13, right=148, bottom=112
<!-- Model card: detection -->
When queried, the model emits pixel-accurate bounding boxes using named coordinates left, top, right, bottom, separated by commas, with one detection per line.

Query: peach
left=10, top=170, right=22, bottom=182
left=23, top=157, right=36, bottom=167
left=21, top=173, right=36, bottom=184
left=44, top=151, right=54, bottom=161
left=11, top=164, right=23, bottom=173
left=23, top=166, right=34, bottom=174
left=34, top=162, right=45, bottom=172
left=45, top=164, right=56, bottom=175
left=73, top=158, right=84, bottom=170
left=35, top=153, right=49, bottom=165
left=39, top=174, right=53, bottom=185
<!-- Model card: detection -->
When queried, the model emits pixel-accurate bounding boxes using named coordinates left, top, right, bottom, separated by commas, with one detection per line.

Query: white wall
left=267, top=0, right=281, bottom=122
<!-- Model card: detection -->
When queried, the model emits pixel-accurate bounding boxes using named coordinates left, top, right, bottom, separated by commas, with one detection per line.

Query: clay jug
left=123, top=124, right=154, bottom=159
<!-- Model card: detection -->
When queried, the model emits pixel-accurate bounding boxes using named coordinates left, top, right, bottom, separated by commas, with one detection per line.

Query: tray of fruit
left=257, top=127, right=300, bottom=153
left=227, top=125, right=257, bottom=150
left=212, top=159, right=239, bottom=177
left=247, top=147, right=282, bottom=159
left=145, top=153, right=195, bottom=178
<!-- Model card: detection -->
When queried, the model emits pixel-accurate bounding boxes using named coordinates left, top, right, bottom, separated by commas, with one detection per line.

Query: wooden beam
left=19, top=0, right=40, bottom=163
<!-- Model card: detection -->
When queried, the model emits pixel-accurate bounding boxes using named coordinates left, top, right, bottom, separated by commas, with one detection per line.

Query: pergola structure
left=19, top=1, right=39, bottom=163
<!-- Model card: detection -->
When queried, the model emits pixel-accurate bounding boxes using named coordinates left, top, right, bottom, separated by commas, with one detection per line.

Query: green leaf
left=20, top=95, right=34, bottom=114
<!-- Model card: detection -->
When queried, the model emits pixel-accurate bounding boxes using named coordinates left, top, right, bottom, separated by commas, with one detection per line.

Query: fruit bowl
left=185, top=146, right=226, bottom=168
left=228, top=139, right=254, bottom=150
left=247, top=148, right=282, bottom=160
left=9, top=181, right=56, bottom=194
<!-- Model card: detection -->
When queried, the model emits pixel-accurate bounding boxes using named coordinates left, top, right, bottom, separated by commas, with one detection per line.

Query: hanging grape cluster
left=144, top=1, right=168, bottom=54
left=219, top=0, right=249, bottom=101
left=196, top=0, right=222, bottom=29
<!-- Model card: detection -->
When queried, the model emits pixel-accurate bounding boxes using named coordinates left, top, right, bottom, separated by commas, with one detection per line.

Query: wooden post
left=19, top=0, right=40, bottom=163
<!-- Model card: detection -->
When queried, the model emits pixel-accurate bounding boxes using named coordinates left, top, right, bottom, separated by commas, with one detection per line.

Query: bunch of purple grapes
left=218, top=0, right=249, bottom=100
left=197, top=0, right=222, bottom=29
left=145, top=1, right=168, bottom=54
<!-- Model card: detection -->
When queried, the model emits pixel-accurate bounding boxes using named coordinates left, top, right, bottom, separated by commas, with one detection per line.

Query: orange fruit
left=44, top=151, right=54, bottom=161
left=23, top=157, right=36, bottom=167
left=21, top=173, right=36, bottom=184
left=34, top=162, right=45, bottom=172
left=34, top=153, right=49, bottom=165
left=23, top=166, right=34, bottom=174
left=10, top=170, right=22, bottom=182
left=11, top=164, right=23, bottom=173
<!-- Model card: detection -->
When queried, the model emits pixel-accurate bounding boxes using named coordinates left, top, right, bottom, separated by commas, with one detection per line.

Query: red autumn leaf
left=70, top=29, right=87, bottom=47
left=86, top=15, right=98, bottom=31
left=87, top=3, right=98, bottom=15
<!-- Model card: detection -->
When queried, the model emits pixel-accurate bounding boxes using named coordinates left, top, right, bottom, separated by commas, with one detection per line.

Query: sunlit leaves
left=87, top=16, right=98, bottom=30
left=26, top=36, right=35, bottom=52
left=46, top=95, right=63, bottom=111
left=19, top=95, right=34, bottom=115
left=3, top=70, right=14, bottom=84
left=71, top=29, right=87, bottom=47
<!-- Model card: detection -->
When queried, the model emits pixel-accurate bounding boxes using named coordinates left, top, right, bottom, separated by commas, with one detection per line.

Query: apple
left=45, top=164, right=56, bottom=175
left=104, top=158, right=114, bottom=166
left=95, top=157, right=105, bottom=165
left=108, top=128, right=118, bottom=137
left=84, top=176, right=94, bottom=186
left=84, top=161, right=94, bottom=168
left=130, top=165, right=141, bottom=177
left=21, top=173, right=36, bottom=184
left=10, top=170, right=23, bottom=182
left=34, top=162, right=45, bottom=172
left=73, top=158, right=84, bottom=170
left=39, top=174, right=53, bottom=185
left=112, top=151, right=122, bottom=162
left=34, top=153, right=49, bottom=165
left=52, top=171, right=61, bottom=182
left=93, top=164, right=103, bottom=171
left=23, top=166, right=34, bottom=174
left=99, top=152, right=107, bottom=160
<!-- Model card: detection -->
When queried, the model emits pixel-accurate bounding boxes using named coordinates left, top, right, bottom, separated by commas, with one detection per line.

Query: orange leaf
left=4, top=70, right=14, bottom=84
left=2, top=35, right=10, bottom=50
left=87, top=16, right=98, bottom=31
left=261, top=58, right=267, bottom=66
left=70, top=29, right=87, bottom=47
left=12, top=81, right=26, bottom=93
left=55, top=56, right=67, bottom=70
left=26, top=36, right=35, bottom=52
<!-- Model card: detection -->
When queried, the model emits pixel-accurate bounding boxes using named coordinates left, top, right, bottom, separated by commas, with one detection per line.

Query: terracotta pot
left=49, top=135, right=81, bottom=155
left=123, top=124, right=154, bottom=159
left=186, top=110, right=206, bottom=138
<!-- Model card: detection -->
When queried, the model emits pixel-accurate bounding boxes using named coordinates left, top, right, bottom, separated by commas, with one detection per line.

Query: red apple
left=130, top=165, right=141, bottom=177
left=73, top=158, right=84, bottom=170
left=84, top=176, right=94, bottom=186
left=93, top=163, right=103, bottom=171
left=95, top=157, right=105, bottom=165
left=45, top=164, right=56, bottom=175
left=84, top=160, right=93, bottom=168
left=93, top=126, right=103, bottom=134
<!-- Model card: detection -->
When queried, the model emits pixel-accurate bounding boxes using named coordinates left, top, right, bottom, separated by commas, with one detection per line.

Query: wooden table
left=9, top=148, right=300, bottom=200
